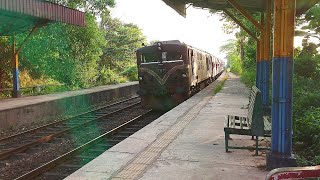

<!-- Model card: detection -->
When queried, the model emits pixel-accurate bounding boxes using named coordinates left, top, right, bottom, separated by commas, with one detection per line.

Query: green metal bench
left=224, top=86, right=271, bottom=155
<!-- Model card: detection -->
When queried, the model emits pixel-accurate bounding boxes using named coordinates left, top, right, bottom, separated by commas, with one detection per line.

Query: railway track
left=0, top=96, right=139, bottom=159
left=0, top=96, right=164, bottom=180
left=17, top=110, right=161, bottom=180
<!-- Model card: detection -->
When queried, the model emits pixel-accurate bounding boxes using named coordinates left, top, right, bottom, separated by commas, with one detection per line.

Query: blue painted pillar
left=261, top=0, right=271, bottom=107
left=12, top=34, right=21, bottom=98
left=267, top=0, right=297, bottom=170
left=261, top=60, right=270, bottom=106
left=256, top=41, right=262, bottom=90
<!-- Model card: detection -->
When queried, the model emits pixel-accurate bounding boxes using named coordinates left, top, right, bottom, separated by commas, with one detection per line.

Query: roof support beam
left=223, top=9, right=259, bottom=42
left=227, top=0, right=264, bottom=32
left=16, top=23, right=45, bottom=55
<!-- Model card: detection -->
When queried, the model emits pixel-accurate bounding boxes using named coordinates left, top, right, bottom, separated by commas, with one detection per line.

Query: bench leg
left=255, top=136, right=259, bottom=155
left=225, top=131, right=229, bottom=152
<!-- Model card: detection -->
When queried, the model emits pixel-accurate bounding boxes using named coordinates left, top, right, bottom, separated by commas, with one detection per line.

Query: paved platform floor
left=66, top=73, right=269, bottom=180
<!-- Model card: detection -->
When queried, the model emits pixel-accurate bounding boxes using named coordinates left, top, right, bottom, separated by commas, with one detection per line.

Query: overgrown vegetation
left=213, top=76, right=228, bottom=95
left=214, top=4, right=320, bottom=165
left=0, top=0, right=146, bottom=97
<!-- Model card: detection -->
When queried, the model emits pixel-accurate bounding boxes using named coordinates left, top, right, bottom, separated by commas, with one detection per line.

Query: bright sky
left=110, top=0, right=308, bottom=60
left=110, top=0, right=235, bottom=60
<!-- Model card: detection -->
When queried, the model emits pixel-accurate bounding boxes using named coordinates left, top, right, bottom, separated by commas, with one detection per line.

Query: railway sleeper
left=59, top=164, right=83, bottom=169
left=104, top=139, right=121, bottom=145
left=123, top=127, right=138, bottom=131
left=92, top=112, right=109, bottom=116
left=94, top=144, right=113, bottom=149
left=75, top=154, right=97, bottom=160
left=11, top=152, right=28, bottom=158
left=117, top=131, right=135, bottom=135
left=34, top=131, right=59, bottom=135
left=78, top=115, right=97, bottom=119
left=45, top=127, right=61, bottom=131
left=112, top=135, right=129, bottom=140
left=130, top=124, right=144, bottom=128
left=64, top=123, right=83, bottom=126
left=43, top=172, right=71, bottom=178
left=54, top=125, right=69, bottom=129
left=87, top=149, right=106, bottom=154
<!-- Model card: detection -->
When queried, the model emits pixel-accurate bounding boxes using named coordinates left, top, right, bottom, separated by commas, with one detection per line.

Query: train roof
left=138, top=40, right=224, bottom=62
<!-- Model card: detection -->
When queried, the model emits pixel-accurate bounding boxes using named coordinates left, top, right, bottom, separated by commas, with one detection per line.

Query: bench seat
left=224, top=86, right=271, bottom=155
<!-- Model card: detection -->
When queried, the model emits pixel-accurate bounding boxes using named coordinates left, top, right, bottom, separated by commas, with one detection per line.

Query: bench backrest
left=248, top=86, right=264, bottom=136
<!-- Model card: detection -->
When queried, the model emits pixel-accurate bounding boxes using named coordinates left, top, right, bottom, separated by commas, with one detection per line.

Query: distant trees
left=0, top=0, right=146, bottom=94
left=212, top=10, right=259, bottom=86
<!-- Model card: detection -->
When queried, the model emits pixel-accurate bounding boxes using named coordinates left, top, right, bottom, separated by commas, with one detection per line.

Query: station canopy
left=0, top=0, right=85, bottom=36
left=163, top=0, right=320, bottom=17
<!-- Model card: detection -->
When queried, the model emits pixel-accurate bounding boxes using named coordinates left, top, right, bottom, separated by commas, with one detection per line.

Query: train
left=136, top=40, right=224, bottom=110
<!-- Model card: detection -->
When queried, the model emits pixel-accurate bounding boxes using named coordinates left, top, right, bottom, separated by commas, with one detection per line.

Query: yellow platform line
left=111, top=95, right=212, bottom=180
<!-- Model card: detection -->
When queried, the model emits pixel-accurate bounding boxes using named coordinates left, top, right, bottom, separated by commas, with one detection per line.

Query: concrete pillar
left=261, top=0, right=272, bottom=107
left=12, top=34, right=21, bottom=98
left=267, top=0, right=297, bottom=170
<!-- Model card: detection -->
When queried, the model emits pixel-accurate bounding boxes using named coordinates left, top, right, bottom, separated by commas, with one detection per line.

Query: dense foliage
left=292, top=4, right=320, bottom=163
left=0, top=0, right=146, bottom=97
left=214, top=4, right=320, bottom=165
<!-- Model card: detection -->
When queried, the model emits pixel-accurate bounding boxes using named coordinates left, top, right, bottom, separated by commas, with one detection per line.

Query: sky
left=110, top=0, right=235, bottom=60
left=110, top=0, right=307, bottom=61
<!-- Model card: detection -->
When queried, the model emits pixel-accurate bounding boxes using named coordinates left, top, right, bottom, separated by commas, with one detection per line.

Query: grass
left=213, top=75, right=228, bottom=95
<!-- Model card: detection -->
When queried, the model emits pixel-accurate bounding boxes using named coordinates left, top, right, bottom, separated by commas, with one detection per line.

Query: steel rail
left=0, top=101, right=141, bottom=160
left=0, top=96, right=139, bottom=142
left=15, top=110, right=153, bottom=180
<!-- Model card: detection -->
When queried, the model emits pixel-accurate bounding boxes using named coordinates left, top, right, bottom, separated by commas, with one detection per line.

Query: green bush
left=229, top=54, right=242, bottom=75
left=121, top=66, right=138, bottom=81
left=240, top=68, right=256, bottom=87
left=293, top=76, right=320, bottom=117
left=293, top=107, right=320, bottom=165
left=98, top=67, right=121, bottom=85
left=292, top=75, right=320, bottom=165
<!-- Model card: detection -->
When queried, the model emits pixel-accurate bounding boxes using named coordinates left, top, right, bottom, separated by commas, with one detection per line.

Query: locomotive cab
left=137, top=41, right=190, bottom=110
left=136, top=40, right=224, bottom=110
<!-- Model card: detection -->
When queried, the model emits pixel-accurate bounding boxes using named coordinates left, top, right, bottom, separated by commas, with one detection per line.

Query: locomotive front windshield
left=141, top=52, right=161, bottom=63
left=140, top=49, right=183, bottom=63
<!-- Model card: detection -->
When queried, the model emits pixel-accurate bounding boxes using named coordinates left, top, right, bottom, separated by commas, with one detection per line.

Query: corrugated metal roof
left=0, top=0, right=85, bottom=35
left=163, top=0, right=320, bottom=17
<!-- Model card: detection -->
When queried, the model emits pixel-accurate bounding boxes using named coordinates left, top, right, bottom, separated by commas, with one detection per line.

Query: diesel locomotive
left=137, top=40, right=224, bottom=110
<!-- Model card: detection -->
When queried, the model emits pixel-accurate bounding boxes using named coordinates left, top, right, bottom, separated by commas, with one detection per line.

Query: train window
left=141, top=52, right=161, bottom=63
left=166, top=51, right=183, bottom=61
left=162, top=52, right=167, bottom=61
left=141, top=51, right=183, bottom=63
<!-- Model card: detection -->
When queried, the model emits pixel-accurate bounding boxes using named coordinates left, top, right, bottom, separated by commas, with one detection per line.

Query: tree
left=212, top=9, right=260, bottom=83
left=18, top=13, right=106, bottom=88
left=98, top=14, right=146, bottom=84
left=0, top=37, right=12, bottom=91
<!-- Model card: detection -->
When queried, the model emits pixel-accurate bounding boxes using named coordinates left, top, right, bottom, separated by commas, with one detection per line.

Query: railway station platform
left=0, top=82, right=138, bottom=131
left=66, top=72, right=269, bottom=180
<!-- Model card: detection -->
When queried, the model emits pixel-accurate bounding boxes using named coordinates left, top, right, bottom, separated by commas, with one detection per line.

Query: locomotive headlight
left=182, top=73, right=187, bottom=78
left=138, top=76, right=143, bottom=81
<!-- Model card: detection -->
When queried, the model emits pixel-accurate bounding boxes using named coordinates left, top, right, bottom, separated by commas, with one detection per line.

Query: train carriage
left=137, top=40, right=223, bottom=110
